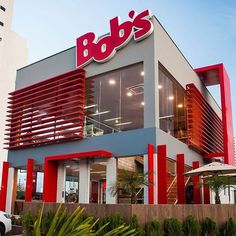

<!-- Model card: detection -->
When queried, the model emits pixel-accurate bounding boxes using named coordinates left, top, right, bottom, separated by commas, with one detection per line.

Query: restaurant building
left=0, top=10, right=234, bottom=213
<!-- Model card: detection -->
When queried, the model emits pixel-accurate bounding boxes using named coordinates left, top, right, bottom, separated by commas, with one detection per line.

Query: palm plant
left=110, top=170, right=149, bottom=204
left=205, top=175, right=236, bottom=204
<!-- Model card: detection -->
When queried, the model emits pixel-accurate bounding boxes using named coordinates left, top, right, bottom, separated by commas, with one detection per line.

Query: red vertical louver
left=5, top=68, right=86, bottom=149
left=186, top=83, right=224, bottom=157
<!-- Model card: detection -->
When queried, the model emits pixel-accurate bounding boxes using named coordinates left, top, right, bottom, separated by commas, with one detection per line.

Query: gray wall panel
left=16, top=47, right=76, bottom=89
left=8, top=127, right=156, bottom=167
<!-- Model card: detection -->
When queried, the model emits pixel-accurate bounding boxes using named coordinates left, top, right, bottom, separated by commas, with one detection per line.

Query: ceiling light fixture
left=115, top=122, right=132, bottom=126
left=158, top=85, right=162, bottom=89
left=91, top=110, right=110, bottom=116
left=141, top=101, right=145, bottom=106
left=169, top=96, right=174, bottom=100
left=104, top=117, right=121, bottom=122
left=178, top=104, right=183, bottom=108
left=109, top=79, right=116, bottom=85
left=141, top=71, right=145, bottom=76
left=84, top=104, right=97, bottom=109
left=91, top=171, right=106, bottom=174
left=127, top=92, right=133, bottom=97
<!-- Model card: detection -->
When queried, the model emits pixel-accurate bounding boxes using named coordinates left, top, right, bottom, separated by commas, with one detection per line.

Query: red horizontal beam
left=187, top=129, right=223, bottom=154
left=8, top=90, right=84, bottom=113
left=5, top=127, right=84, bottom=146
left=9, top=69, right=85, bottom=96
left=5, top=117, right=84, bottom=143
left=6, top=110, right=84, bottom=132
left=6, top=68, right=86, bottom=149
left=5, top=122, right=84, bottom=141
left=187, top=117, right=223, bottom=149
left=203, top=152, right=224, bottom=158
left=45, top=150, right=113, bottom=161
left=186, top=88, right=223, bottom=128
left=6, top=106, right=84, bottom=133
left=8, top=75, right=84, bottom=103
left=7, top=94, right=84, bottom=124
left=7, top=99, right=84, bottom=122
left=186, top=83, right=223, bottom=155
left=8, top=80, right=84, bottom=108
left=5, top=133, right=83, bottom=150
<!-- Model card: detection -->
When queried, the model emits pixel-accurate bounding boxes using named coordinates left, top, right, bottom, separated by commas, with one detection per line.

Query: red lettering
left=76, top=10, right=153, bottom=68
left=76, top=32, right=96, bottom=67
left=110, top=16, right=133, bottom=49
left=93, top=35, right=115, bottom=62
left=133, top=10, right=153, bottom=41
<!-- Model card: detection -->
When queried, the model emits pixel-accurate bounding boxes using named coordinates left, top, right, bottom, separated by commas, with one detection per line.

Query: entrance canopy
left=43, top=150, right=112, bottom=202
left=45, top=150, right=113, bottom=161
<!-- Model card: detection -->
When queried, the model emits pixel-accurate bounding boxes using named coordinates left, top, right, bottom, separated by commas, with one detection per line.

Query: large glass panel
left=159, top=64, right=187, bottom=142
left=84, top=63, right=144, bottom=136
left=16, top=168, right=44, bottom=200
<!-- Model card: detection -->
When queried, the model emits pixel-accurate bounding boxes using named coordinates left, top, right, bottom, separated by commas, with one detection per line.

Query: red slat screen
left=5, top=68, right=85, bottom=149
left=186, top=83, right=224, bottom=156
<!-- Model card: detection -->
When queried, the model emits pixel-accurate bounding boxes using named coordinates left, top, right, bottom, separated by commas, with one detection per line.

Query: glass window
left=84, top=63, right=144, bottom=135
left=159, top=64, right=187, bottom=142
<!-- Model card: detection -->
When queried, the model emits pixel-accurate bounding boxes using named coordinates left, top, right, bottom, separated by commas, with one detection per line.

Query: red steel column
left=203, top=179, right=210, bottom=204
left=193, top=161, right=201, bottom=204
left=25, top=159, right=34, bottom=202
left=157, top=145, right=167, bottom=204
left=0, top=162, right=10, bottom=211
left=219, top=65, right=235, bottom=165
left=148, top=144, right=154, bottom=204
left=43, top=159, right=58, bottom=202
left=177, top=154, right=185, bottom=204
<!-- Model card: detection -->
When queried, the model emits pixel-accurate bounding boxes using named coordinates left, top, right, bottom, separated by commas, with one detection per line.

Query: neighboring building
left=0, top=10, right=234, bottom=213
left=0, top=0, right=28, bottom=186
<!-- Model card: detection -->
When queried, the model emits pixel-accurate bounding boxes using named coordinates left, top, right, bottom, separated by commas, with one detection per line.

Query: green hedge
left=22, top=209, right=236, bottom=236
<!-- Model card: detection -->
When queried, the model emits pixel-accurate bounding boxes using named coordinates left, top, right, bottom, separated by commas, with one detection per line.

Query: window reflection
left=159, top=64, right=187, bottom=142
left=85, top=63, right=144, bottom=135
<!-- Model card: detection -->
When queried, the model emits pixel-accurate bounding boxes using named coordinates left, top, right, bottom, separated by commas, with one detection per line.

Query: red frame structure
left=157, top=145, right=167, bottom=204
left=5, top=68, right=86, bottom=149
left=195, top=64, right=234, bottom=165
left=193, top=161, right=201, bottom=204
left=148, top=144, right=154, bottom=204
left=43, top=150, right=112, bottom=202
left=25, top=159, right=34, bottom=202
left=0, top=162, right=10, bottom=211
left=186, top=83, right=224, bottom=156
left=177, top=154, right=185, bottom=204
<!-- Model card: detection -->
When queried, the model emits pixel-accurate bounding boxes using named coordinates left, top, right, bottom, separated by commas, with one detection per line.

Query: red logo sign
left=76, top=10, right=153, bottom=68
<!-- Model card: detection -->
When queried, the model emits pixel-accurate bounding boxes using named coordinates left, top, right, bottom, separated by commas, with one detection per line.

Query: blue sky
left=12, top=0, right=236, bottom=135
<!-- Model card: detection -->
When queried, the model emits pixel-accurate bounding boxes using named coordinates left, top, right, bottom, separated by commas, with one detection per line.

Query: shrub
left=183, top=215, right=201, bottom=236
left=145, top=220, right=161, bottom=236
left=164, top=218, right=183, bottom=236
left=40, top=211, right=54, bottom=235
left=96, top=214, right=110, bottom=235
left=129, top=214, right=145, bottom=236
left=219, top=218, right=236, bottom=236
left=201, top=217, right=218, bottom=236
left=22, top=211, right=37, bottom=236
left=109, top=212, right=125, bottom=230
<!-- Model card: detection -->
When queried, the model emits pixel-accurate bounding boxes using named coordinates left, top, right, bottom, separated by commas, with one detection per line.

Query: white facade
left=210, top=187, right=235, bottom=204
left=0, top=0, right=28, bottom=182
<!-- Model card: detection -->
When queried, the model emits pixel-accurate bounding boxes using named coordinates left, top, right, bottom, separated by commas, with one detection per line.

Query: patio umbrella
left=185, top=162, right=236, bottom=204
left=184, top=162, right=236, bottom=177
